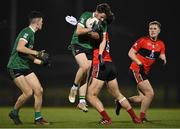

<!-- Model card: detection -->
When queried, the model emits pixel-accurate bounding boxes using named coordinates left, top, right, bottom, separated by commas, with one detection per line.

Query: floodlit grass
left=0, top=107, right=180, bottom=128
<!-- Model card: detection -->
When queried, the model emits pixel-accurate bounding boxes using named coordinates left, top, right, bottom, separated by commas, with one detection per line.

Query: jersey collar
left=29, top=26, right=35, bottom=33
left=92, top=12, right=95, bottom=17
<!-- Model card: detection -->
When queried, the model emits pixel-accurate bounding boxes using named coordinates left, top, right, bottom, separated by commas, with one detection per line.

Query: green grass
left=0, top=107, right=180, bottom=128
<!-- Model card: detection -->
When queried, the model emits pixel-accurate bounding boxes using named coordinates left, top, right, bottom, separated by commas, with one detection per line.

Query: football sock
left=35, top=112, right=42, bottom=120
left=100, top=110, right=111, bottom=120
left=140, top=112, right=146, bottom=119
left=12, top=107, right=19, bottom=116
left=127, top=108, right=137, bottom=119
left=72, top=83, right=78, bottom=90
left=79, top=96, right=86, bottom=103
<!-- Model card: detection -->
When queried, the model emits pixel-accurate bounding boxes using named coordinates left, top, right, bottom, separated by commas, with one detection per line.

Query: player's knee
left=23, top=90, right=33, bottom=99
left=149, top=90, right=154, bottom=98
left=87, top=90, right=97, bottom=100
left=80, top=64, right=90, bottom=73
left=146, top=90, right=154, bottom=99
left=34, top=87, right=43, bottom=96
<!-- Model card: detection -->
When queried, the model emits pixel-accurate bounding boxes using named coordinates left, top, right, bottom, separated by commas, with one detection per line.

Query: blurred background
left=0, top=0, right=179, bottom=107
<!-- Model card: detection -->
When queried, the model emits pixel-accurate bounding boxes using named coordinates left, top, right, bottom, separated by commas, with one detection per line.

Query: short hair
left=28, top=11, right=43, bottom=23
left=149, top=21, right=161, bottom=28
left=96, top=3, right=111, bottom=16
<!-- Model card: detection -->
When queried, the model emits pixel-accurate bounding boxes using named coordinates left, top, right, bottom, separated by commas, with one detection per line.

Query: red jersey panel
left=130, top=36, right=165, bottom=74
left=92, top=33, right=112, bottom=65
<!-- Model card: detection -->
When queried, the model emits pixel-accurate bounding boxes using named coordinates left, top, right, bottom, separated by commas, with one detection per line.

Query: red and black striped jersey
left=130, top=36, right=165, bottom=74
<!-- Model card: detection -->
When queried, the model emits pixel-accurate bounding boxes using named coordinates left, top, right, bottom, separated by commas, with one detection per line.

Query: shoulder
left=20, top=27, right=33, bottom=35
left=18, top=27, right=33, bottom=41
left=139, top=36, right=149, bottom=41
left=135, top=36, right=147, bottom=43
left=157, top=39, right=166, bottom=47
left=82, top=11, right=92, bottom=15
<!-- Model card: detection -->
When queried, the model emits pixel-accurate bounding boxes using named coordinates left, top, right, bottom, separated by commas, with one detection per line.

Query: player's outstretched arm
left=128, top=48, right=142, bottom=65
left=98, top=33, right=107, bottom=55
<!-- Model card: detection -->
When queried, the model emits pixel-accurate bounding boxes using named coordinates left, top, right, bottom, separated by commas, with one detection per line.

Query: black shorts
left=8, top=68, right=33, bottom=80
left=70, top=44, right=93, bottom=60
left=129, top=69, right=148, bottom=85
left=91, top=62, right=117, bottom=81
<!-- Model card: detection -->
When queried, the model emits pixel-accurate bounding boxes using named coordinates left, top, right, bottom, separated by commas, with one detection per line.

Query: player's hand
left=138, top=64, right=145, bottom=75
left=98, top=54, right=104, bottom=67
left=91, top=21, right=102, bottom=32
left=40, top=57, right=51, bottom=67
left=36, top=50, right=45, bottom=58
left=162, top=59, right=167, bottom=66
left=36, top=50, right=49, bottom=61
left=37, top=50, right=51, bottom=67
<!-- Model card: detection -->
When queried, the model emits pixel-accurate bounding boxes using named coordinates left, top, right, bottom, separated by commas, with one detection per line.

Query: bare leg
left=69, top=53, right=90, bottom=103
left=87, top=78, right=104, bottom=112
left=107, top=79, right=141, bottom=124
left=138, top=80, right=154, bottom=119
left=13, top=76, right=33, bottom=110
left=128, top=89, right=144, bottom=103
left=9, top=75, right=33, bottom=125
left=25, top=73, right=43, bottom=113
left=87, top=78, right=111, bottom=124
left=25, top=72, right=49, bottom=124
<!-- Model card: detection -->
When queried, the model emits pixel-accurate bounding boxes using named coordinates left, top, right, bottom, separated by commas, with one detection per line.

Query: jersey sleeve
left=132, top=37, right=144, bottom=51
left=77, top=12, right=88, bottom=28
left=19, top=30, right=31, bottom=43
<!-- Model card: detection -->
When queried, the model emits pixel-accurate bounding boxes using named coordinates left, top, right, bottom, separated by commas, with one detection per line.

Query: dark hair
left=106, top=12, right=115, bottom=25
left=149, top=21, right=161, bottom=28
left=96, top=3, right=111, bottom=16
left=28, top=11, right=43, bottom=22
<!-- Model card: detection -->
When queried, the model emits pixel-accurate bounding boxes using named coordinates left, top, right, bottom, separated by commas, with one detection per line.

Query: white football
left=86, top=17, right=99, bottom=28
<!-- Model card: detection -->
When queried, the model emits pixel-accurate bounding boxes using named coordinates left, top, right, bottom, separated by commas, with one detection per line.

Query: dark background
left=0, top=0, right=179, bottom=107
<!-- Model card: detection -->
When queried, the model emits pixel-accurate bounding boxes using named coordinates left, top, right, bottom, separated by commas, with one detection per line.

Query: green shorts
left=69, top=44, right=93, bottom=60
left=7, top=68, right=33, bottom=80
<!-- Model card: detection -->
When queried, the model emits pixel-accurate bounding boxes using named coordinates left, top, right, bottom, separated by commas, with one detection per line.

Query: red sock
left=100, top=110, right=111, bottom=121
left=140, top=112, right=145, bottom=119
left=127, top=108, right=138, bottom=119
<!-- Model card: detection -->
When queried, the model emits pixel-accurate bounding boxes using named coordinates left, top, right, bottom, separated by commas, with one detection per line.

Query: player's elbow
left=128, top=48, right=136, bottom=58
left=128, top=50, right=132, bottom=58
left=16, top=45, right=23, bottom=52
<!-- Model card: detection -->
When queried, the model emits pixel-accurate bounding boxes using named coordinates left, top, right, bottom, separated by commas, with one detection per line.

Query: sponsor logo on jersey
left=80, top=18, right=85, bottom=24
left=23, top=33, right=29, bottom=39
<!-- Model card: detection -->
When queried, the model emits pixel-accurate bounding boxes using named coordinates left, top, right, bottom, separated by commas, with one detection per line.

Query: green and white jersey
left=7, top=26, right=35, bottom=69
left=70, top=12, right=97, bottom=49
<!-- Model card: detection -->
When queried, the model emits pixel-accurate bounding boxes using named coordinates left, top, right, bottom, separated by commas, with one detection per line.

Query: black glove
left=37, top=51, right=51, bottom=67
left=36, top=50, right=49, bottom=61
left=139, top=64, right=145, bottom=75
left=40, top=57, right=51, bottom=67
left=91, top=21, right=102, bottom=32
left=41, top=60, right=51, bottom=67
left=98, top=54, right=104, bottom=67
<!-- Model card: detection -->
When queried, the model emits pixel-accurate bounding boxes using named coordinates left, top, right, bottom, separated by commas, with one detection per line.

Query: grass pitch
left=0, top=107, right=180, bottom=128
